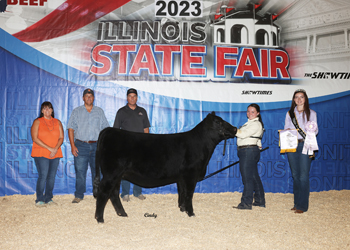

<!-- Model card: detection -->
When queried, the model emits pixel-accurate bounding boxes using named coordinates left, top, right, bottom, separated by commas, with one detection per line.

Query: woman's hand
left=49, top=147, right=58, bottom=158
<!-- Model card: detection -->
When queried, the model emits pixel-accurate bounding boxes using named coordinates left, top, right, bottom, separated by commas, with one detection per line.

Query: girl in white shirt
left=234, top=104, right=265, bottom=209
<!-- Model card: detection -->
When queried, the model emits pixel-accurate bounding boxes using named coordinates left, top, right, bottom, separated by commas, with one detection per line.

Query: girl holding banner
left=283, top=89, right=318, bottom=214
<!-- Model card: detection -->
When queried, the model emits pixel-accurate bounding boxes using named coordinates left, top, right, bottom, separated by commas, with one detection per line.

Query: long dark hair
left=248, top=103, right=264, bottom=129
left=289, top=89, right=310, bottom=121
left=38, top=101, right=55, bottom=118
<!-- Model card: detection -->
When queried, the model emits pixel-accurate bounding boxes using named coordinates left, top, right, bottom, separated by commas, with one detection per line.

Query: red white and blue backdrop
left=0, top=0, right=349, bottom=196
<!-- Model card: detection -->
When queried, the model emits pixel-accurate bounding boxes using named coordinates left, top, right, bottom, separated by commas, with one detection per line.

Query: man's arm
left=68, top=128, right=78, bottom=157
left=143, top=109, right=150, bottom=133
left=100, top=109, right=110, bottom=129
left=113, top=109, right=122, bottom=128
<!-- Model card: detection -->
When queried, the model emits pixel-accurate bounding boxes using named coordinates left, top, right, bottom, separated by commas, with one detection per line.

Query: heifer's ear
left=211, top=111, right=216, bottom=116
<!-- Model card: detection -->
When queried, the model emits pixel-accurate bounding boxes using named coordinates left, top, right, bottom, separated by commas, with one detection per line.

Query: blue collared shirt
left=67, top=105, right=109, bottom=141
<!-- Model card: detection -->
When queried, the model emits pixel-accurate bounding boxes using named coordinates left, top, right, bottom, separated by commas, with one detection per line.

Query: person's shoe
left=291, top=207, right=296, bottom=211
left=295, top=209, right=304, bottom=214
left=72, top=198, right=82, bottom=203
left=47, top=200, right=58, bottom=206
left=233, top=203, right=252, bottom=210
left=35, top=201, right=47, bottom=207
left=252, top=202, right=266, bottom=208
left=122, top=195, right=130, bottom=202
left=135, top=194, right=146, bottom=200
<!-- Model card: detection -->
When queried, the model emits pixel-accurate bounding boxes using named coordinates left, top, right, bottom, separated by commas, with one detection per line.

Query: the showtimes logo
left=241, top=90, right=272, bottom=95
left=304, top=72, right=350, bottom=79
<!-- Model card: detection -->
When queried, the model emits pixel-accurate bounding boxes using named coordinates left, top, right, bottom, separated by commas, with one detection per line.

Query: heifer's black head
left=207, top=112, right=237, bottom=140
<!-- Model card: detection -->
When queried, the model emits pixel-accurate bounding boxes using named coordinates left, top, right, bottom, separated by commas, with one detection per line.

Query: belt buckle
left=78, top=139, right=91, bottom=144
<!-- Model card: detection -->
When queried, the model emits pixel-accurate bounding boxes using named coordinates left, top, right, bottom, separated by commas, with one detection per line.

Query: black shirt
left=113, top=104, right=150, bottom=133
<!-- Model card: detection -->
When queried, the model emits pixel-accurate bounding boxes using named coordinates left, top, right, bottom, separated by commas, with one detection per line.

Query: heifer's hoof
left=186, top=211, right=195, bottom=217
left=96, top=217, right=104, bottom=223
left=117, top=212, right=128, bottom=217
left=179, top=206, right=186, bottom=212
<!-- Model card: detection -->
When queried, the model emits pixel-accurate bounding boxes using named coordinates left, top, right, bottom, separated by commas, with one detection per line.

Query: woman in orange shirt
left=31, top=102, right=64, bottom=207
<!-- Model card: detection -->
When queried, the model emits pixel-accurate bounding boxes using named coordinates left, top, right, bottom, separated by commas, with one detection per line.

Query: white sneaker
left=35, top=201, right=47, bottom=207
left=135, top=194, right=146, bottom=200
left=122, top=195, right=130, bottom=202
left=47, top=200, right=58, bottom=206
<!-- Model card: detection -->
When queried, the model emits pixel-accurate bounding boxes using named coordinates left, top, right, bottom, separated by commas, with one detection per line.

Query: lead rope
left=201, top=147, right=270, bottom=181
left=222, top=137, right=227, bottom=156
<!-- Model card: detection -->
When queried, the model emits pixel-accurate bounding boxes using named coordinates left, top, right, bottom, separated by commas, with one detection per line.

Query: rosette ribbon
left=302, top=121, right=318, bottom=155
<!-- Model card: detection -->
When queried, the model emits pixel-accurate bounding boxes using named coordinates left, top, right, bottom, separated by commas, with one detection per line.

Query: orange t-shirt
left=31, top=117, right=63, bottom=159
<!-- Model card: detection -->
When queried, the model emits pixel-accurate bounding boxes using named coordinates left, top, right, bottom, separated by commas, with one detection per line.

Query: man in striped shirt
left=68, top=88, right=109, bottom=203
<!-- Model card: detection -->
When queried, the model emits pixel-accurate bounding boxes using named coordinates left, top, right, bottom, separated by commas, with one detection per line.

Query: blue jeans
left=238, top=146, right=265, bottom=207
left=287, top=142, right=312, bottom=212
left=34, top=157, right=60, bottom=203
left=74, top=140, right=97, bottom=199
left=121, top=180, right=142, bottom=198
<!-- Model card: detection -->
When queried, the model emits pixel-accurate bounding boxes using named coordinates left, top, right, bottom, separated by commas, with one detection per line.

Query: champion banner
left=0, top=0, right=349, bottom=196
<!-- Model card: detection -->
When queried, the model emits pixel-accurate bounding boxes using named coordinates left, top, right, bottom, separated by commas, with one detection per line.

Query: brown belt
left=76, top=139, right=97, bottom=144
left=238, top=145, right=257, bottom=150
left=298, top=139, right=304, bottom=143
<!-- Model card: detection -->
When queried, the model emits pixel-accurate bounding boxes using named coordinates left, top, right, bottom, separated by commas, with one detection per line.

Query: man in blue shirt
left=68, top=88, right=109, bottom=203
left=113, top=88, right=150, bottom=201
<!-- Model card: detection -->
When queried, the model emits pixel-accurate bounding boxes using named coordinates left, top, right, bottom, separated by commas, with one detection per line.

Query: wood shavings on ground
left=0, top=190, right=349, bottom=250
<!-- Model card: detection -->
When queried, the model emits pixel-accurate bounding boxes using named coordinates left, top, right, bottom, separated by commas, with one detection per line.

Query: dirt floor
left=0, top=190, right=349, bottom=250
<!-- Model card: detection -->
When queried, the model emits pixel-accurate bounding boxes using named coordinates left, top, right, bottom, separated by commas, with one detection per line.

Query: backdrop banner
left=0, top=0, right=349, bottom=196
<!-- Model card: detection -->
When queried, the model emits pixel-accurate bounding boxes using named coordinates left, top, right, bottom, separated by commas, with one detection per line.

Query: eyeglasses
left=294, top=89, right=306, bottom=93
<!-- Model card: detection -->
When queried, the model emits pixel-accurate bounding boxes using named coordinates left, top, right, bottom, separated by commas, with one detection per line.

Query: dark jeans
left=34, top=157, right=60, bottom=203
left=74, top=140, right=97, bottom=199
left=121, top=180, right=142, bottom=198
left=238, top=146, right=265, bottom=207
left=287, top=142, right=312, bottom=212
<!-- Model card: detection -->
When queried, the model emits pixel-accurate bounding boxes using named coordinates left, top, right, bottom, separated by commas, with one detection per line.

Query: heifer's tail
left=93, top=137, right=102, bottom=198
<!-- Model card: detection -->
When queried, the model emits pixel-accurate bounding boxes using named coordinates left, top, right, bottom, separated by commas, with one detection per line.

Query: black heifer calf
left=93, top=112, right=237, bottom=223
